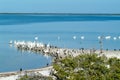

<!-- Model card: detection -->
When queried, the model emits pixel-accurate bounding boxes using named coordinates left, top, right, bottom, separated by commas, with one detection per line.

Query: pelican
left=35, top=36, right=38, bottom=41
left=118, top=36, right=120, bottom=39
left=81, top=36, right=85, bottom=40
left=47, top=43, right=50, bottom=48
left=105, top=36, right=111, bottom=40
left=73, top=36, right=77, bottom=40
left=113, top=37, right=117, bottom=40
left=98, top=36, right=101, bottom=40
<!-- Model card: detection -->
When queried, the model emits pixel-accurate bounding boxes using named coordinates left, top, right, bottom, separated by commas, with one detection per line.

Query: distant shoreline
left=0, top=13, right=120, bottom=15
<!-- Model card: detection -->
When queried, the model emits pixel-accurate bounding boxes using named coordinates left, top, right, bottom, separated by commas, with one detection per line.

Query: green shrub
left=53, top=53, right=120, bottom=80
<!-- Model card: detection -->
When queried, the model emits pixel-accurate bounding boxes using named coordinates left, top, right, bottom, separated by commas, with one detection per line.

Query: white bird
left=118, top=36, right=120, bottom=39
left=113, top=37, right=117, bottom=40
left=14, top=40, right=17, bottom=45
left=81, top=36, right=85, bottom=40
left=47, top=43, right=50, bottom=48
left=35, top=36, right=38, bottom=41
left=105, top=36, right=111, bottom=40
left=73, top=36, right=77, bottom=40
left=98, top=36, right=101, bottom=40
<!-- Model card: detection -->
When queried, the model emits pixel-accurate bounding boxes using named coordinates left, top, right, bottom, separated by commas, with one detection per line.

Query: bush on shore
left=18, top=74, right=53, bottom=80
left=53, top=53, right=120, bottom=80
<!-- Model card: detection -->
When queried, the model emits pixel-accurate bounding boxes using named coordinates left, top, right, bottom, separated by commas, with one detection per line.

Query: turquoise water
left=0, top=14, right=120, bottom=72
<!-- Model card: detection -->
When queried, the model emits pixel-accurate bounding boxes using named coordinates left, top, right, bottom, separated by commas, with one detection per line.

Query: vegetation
left=18, top=74, right=53, bottom=80
left=53, top=53, right=120, bottom=80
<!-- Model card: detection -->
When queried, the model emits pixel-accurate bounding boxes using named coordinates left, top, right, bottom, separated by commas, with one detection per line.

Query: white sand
left=0, top=75, right=18, bottom=80
left=99, top=50, right=120, bottom=58
left=39, top=70, right=51, bottom=76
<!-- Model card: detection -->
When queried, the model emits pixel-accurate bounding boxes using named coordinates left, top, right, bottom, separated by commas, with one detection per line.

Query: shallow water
left=0, top=14, right=120, bottom=72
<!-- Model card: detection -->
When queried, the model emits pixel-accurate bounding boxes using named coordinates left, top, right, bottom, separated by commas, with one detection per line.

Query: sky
left=0, top=0, right=120, bottom=13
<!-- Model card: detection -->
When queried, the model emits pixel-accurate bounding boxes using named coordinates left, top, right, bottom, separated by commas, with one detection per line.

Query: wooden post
left=99, top=36, right=103, bottom=53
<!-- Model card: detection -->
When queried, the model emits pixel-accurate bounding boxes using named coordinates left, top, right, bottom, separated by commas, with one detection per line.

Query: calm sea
left=0, top=14, right=120, bottom=72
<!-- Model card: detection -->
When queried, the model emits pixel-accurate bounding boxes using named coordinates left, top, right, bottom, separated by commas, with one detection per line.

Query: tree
left=53, top=53, right=120, bottom=80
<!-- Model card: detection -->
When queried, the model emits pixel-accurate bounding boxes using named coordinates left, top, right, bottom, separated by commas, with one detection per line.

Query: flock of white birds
left=9, top=35, right=120, bottom=47
left=73, top=35, right=120, bottom=40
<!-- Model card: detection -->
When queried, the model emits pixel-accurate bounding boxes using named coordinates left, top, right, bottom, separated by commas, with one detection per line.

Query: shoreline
left=0, top=66, right=53, bottom=80
left=0, top=13, right=120, bottom=15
